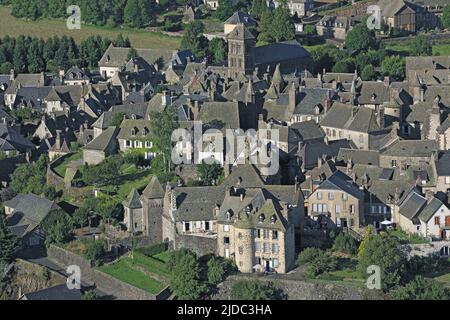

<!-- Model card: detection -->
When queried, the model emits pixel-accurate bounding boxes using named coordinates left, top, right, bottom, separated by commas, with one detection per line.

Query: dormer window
left=371, top=93, right=376, bottom=101
left=258, top=214, right=265, bottom=223
left=226, top=210, right=232, bottom=221
left=131, top=128, right=136, bottom=136
left=270, top=215, right=277, bottom=224
left=314, top=105, right=321, bottom=115
left=131, top=113, right=136, bottom=120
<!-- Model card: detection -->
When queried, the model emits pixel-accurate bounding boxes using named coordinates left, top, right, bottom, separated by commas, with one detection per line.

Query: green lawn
left=385, top=40, right=450, bottom=57
left=310, top=269, right=366, bottom=288
left=98, top=259, right=166, bottom=294
left=0, top=6, right=181, bottom=49
left=113, top=169, right=152, bottom=201
left=432, top=272, right=450, bottom=288
left=153, top=251, right=171, bottom=263
left=53, top=152, right=82, bottom=177
left=130, top=252, right=172, bottom=279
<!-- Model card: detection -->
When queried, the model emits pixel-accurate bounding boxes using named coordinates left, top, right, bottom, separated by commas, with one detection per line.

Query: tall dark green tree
left=214, top=0, right=235, bottom=21
left=181, top=21, right=208, bottom=58
left=0, top=209, right=19, bottom=264
left=124, top=0, right=150, bottom=28
left=357, top=233, right=406, bottom=291
left=167, top=249, right=206, bottom=299
left=271, top=0, right=294, bottom=42
left=150, top=106, right=179, bottom=174
left=345, top=22, right=377, bottom=52
left=442, top=5, right=450, bottom=29
left=27, top=38, right=44, bottom=73
left=251, top=0, right=267, bottom=18
left=257, top=9, right=273, bottom=43
left=207, top=38, right=227, bottom=64
left=197, top=161, right=223, bottom=186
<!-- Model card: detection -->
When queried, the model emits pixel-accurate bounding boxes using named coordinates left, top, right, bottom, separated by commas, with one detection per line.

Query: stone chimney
left=289, top=82, right=298, bottom=110
left=55, top=130, right=61, bottom=148
left=384, top=76, right=390, bottom=87
left=317, top=157, right=323, bottom=168
left=161, top=90, right=169, bottom=106
left=323, top=96, right=331, bottom=113
left=10, top=69, right=15, bottom=81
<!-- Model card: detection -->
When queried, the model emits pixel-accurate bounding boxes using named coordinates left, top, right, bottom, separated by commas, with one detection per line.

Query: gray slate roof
left=399, top=190, right=427, bottom=220
left=419, top=197, right=445, bottom=223
left=84, top=127, right=119, bottom=151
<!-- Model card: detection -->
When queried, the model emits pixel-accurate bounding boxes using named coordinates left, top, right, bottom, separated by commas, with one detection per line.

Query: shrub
left=135, top=243, right=168, bottom=257
left=231, top=280, right=278, bottom=300
left=206, top=257, right=236, bottom=285
left=306, top=250, right=338, bottom=277
left=333, top=233, right=357, bottom=254
left=297, top=247, right=322, bottom=265
left=84, top=239, right=107, bottom=264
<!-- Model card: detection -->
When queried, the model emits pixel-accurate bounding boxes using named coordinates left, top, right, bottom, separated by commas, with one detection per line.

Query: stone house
left=319, top=102, right=387, bottom=150
left=216, top=188, right=296, bottom=274
left=394, top=189, right=450, bottom=240
left=117, top=119, right=157, bottom=160
left=5, top=193, right=61, bottom=248
left=379, top=139, right=438, bottom=168
left=82, top=126, right=119, bottom=165
left=267, top=0, right=314, bottom=17
left=0, top=122, right=35, bottom=158
left=316, top=15, right=355, bottom=40
left=62, top=66, right=91, bottom=86
left=162, top=165, right=304, bottom=258
left=378, top=0, right=416, bottom=33
left=307, top=171, right=365, bottom=231
left=98, top=44, right=174, bottom=80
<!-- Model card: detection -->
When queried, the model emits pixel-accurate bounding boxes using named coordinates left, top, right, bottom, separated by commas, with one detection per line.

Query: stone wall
left=407, top=241, right=450, bottom=258
left=174, top=234, right=217, bottom=257
left=212, top=275, right=387, bottom=300
left=47, top=245, right=169, bottom=300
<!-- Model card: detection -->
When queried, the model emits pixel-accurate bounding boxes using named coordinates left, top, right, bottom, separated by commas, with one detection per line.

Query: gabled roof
left=7, top=193, right=60, bottom=237
left=23, top=284, right=83, bottom=300
left=419, top=197, right=446, bottom=223
left=381, top=139, right=437, bottom=157
left=0, top=123, right=35, bottom=152
left=290, top=120, right=325, bottom=141
left=320, top=102, right=382, bottom=133
left=84, top=127, right=119, bottom=151
left=227, top=23, right=255, bottom=40
left=254, top=40, right=311, bottom=66
left=314, top=171, right=364, bottom=199
left=98, top=44, right=174, bottom=70
left=142, top=176, right=165, bottom=199
left=117, top=119, right=151, bottom=140
left=399, top=190, right=427, bottom=220
left=224, top=11, right=257, bottom=25
left=123, top=188, right=143, bottom=209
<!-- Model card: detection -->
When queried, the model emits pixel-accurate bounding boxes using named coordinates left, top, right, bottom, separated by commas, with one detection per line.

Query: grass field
left=98, top=259, right=166, bottom=294
left=130, top=251, right=172, bottom=279
left=54, top=152, right=82, bottom=177
left=385, top=41, right=450, bottom=57
left=0, top=6, right=181, bottom=49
